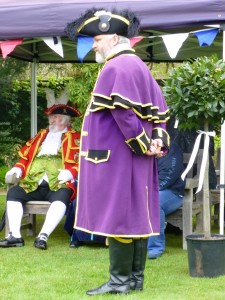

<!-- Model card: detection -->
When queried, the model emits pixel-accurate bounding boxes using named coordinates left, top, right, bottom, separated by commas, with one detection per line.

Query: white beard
left=49, top=125, right=61, bottom=133
left=95, top=52, right=105, bottom=63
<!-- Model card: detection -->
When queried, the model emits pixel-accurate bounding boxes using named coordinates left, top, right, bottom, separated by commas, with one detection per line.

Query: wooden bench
left=214, top=147, right=220, bottom=185
left=210, top=189, right=220, bottom=225
left=166, top=150, right=203, bottom=250
left=5, top=174, right=51, bottom=236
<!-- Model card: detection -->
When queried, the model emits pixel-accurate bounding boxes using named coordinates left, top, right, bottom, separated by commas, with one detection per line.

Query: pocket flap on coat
left=85, top=150, right=110, bottom=164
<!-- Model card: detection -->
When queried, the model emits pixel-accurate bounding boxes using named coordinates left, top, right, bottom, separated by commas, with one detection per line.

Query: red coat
left=14, top=127, right=80, bottom=201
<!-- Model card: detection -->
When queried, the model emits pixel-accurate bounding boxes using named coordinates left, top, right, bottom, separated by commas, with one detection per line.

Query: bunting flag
left=194, top=28, right=219, bottom=46
left=162, top=33, right=189, bottom=59
left=77, top=36, right=94, bottom=62
left=0, top=27, right=220, bottom=60
left=130, top=37, right=143, bottom=48
left=0, top=39, right=23, bottom=58
left=42, top=36, right=64, bottom=57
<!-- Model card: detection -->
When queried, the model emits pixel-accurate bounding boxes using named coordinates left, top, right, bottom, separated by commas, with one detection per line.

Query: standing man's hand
left=145, top=139, right=164, bottom=157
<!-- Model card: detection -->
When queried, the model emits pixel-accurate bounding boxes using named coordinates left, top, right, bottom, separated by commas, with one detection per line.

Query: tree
left=163, top=54, right=225, bottom=238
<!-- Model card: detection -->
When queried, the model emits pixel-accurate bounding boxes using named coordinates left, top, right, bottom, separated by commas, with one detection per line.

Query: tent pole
left=30, top=51, right=37, bottom=138
left=219, top=26, right=225, bottom=235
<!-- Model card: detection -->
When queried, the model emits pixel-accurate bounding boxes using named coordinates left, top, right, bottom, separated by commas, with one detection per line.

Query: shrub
left=0, top=164, right=8, bottom=187
left=163, top=55, right=225, bottom=130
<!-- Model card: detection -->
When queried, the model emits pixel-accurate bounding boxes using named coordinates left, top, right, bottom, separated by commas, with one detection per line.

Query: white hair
left=117, top=35, right=130, bottom=45
left=95, top=34, right=131, bottom=63
left=106, top=35, right=131, bottom=58
left=60, top=115, right=71, bottom=126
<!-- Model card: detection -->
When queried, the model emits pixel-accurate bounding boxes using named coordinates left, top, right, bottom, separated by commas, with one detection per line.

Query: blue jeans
left=147, top=189, right=183, bottom=257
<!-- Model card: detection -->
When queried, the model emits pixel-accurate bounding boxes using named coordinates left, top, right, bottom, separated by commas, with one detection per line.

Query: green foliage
left=0, top=165, right=8, bottom=188
left=0, top=57, right=29, bottom=80
left=163, top=55, right=225, bottom=130
left=67, top=63, right=101, bottom=131
left=0, top=122, right=23, bottom=169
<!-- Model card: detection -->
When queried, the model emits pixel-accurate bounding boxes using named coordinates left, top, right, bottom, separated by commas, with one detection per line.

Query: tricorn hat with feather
left=65, top=8, right=140, bottom=40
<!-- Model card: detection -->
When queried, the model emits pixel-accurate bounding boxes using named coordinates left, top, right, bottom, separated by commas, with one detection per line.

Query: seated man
left=0, top=91, right=81, bottom=250
left=147, top=140, right=185, bottom=259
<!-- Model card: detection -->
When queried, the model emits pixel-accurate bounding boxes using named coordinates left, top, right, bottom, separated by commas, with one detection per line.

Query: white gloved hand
left=5, top=167, right=22, bottom=179
left=58, top=169, right=73, bottom=184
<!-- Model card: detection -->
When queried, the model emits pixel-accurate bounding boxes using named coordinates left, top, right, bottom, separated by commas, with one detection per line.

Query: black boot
left=86, top=237, right=134, bottom=296
left=130, top=238, right=147, bottom=291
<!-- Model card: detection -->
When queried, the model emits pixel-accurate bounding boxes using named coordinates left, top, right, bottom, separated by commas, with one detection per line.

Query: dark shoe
left=34, top=237, right=47, bottom=250
left=0, top=233, right=24, bottom=247
left=86, top=280, right=130, bottom=296
left=69, top=240, right=83, bottom=248
left=130, top=280, right=143, bottom=291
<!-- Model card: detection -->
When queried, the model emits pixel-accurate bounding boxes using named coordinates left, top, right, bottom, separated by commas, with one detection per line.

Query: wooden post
left=202, top=121, right=211, bottom=238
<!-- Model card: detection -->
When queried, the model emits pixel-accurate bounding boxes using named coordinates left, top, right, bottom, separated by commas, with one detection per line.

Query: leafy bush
left=0, top=165, right=8, bottom=187
left=163, top=55, right=225, bottom=130
left=163, top=55, right=225, bottom=238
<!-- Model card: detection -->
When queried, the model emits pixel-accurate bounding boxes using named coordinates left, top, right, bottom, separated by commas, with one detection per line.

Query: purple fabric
left=75, top=53, right=168, bottom=237
left=0, top=1, right=225, bottom=39
left=92, top=54, right=168, bottom=115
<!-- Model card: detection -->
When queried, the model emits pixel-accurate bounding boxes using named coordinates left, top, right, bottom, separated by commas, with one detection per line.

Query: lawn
left=0, top=194, right=224, bottom=300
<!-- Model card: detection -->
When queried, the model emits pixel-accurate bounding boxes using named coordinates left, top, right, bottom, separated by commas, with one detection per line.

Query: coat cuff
left=152, top=127, right=170, bottom=149
left=126, top=129, right=151, bottom=155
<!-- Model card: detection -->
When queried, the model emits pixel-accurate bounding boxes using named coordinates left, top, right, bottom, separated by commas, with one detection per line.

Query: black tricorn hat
left=44, top=104, right=81, bottom=118
left=65, top=8, right=140, bottom=40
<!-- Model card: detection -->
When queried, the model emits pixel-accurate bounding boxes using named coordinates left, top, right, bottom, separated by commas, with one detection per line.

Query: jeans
left=147, top=189, right=183, bottom=257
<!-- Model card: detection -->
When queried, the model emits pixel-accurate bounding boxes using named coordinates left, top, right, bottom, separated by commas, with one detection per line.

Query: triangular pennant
left=42, top=36, right=64, bottom=57
left=77, top=36, right=93, bottom=62
left=194, top=28, right=219, bottom=46
left=0, top=39, right=23, bottom=58
left=130, top=37, right=143, bottom=48
left=162, top=33, right=189, bottom=59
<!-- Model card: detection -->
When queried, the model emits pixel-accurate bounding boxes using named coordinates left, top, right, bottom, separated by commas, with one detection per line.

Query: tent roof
left=1, top=0, right=225, bottom=62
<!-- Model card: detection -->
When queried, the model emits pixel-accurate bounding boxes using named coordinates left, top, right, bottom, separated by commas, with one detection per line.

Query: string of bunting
left=0, top=27, right=220, bottom=60
left=76, top=27, right=219, bottom=62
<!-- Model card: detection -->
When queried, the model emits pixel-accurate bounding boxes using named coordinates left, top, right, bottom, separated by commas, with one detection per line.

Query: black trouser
left=7, top=180, right=72, bottom=206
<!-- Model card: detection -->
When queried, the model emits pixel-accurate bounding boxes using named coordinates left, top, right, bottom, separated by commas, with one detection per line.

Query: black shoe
left=69, top=240, right=83, bottom=248
left=34, top=236, right=48, bottom=250
left=130, top=279, right=143, bottom=291
left=86, top=281, right=130, bottom=296
left=0, top=233, right=24, bottom=247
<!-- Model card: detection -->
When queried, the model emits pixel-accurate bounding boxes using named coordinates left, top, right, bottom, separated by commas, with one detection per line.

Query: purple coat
left=75, top=52, right=169, bottom=238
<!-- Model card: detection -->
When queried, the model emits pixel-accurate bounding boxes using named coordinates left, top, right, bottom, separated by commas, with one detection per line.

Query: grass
left=0, top=194, right=224, bottom=300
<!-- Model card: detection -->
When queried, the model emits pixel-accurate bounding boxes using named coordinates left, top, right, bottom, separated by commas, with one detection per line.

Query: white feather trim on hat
left=45, top=87, right=69, bottom=108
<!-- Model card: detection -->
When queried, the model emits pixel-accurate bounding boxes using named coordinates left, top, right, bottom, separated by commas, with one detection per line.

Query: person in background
left=147, top=140, right=185, bottom=259
left=65, top=8, right=170, bottom=295
left=0, top=88, right=81, bottom=250
left=167, top=116, right=217, bottom=189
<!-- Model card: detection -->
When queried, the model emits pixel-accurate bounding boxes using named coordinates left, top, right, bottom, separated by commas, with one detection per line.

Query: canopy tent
left=0, top=0, right=225, bottom=234
left=0, top=0, right=225, bottom=62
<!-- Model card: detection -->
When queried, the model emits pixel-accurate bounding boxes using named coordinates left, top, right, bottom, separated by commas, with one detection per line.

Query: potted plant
left=163, top=54, right=225, bottom=277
